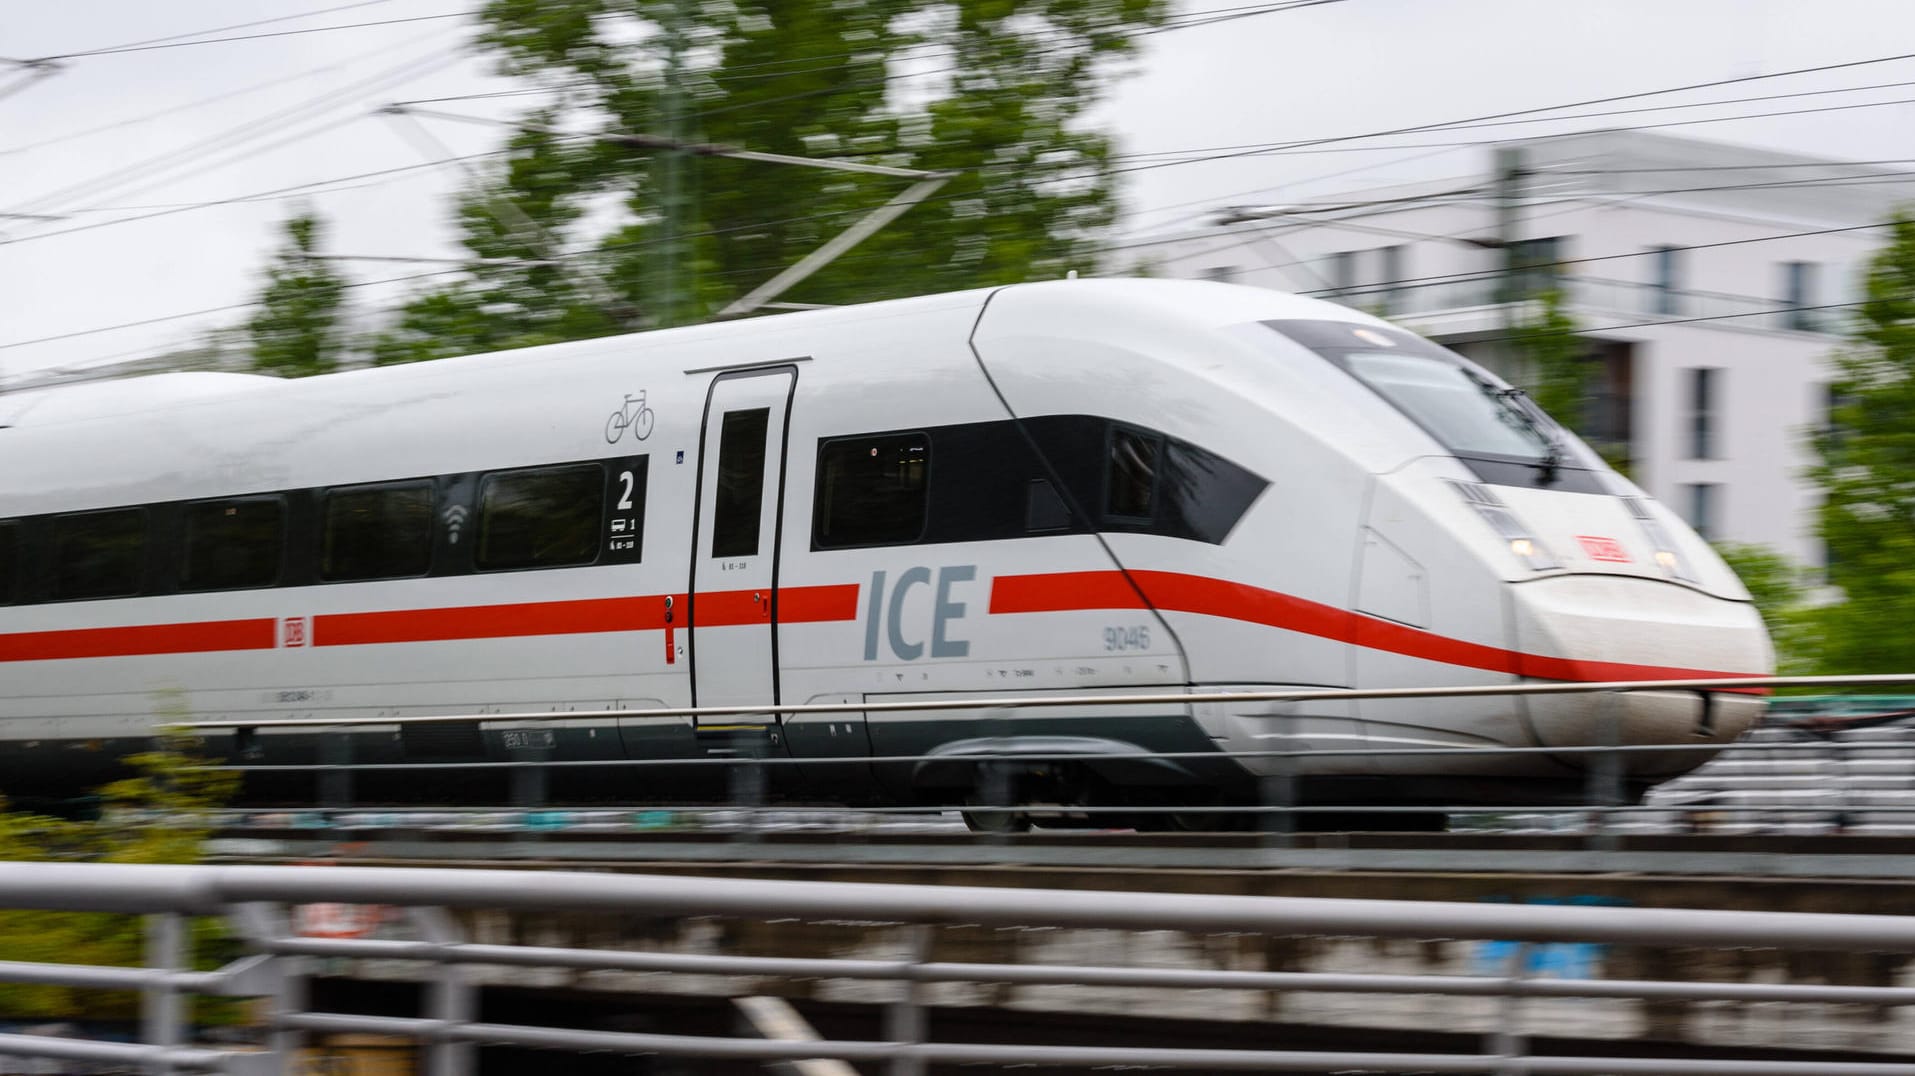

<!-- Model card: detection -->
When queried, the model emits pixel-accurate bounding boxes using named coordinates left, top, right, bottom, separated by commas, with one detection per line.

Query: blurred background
left=6, top=0, right=1915, bottom=669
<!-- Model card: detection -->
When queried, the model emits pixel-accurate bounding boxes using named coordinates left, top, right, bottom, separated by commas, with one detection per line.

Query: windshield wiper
left=1490, top=386, right=1564, bottom=482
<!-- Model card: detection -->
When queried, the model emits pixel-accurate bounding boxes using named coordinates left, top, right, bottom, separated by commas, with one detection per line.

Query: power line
left=4, top=44, right=468, bottom=220
left=0, top=149, right=509, bottom=248
left=0, top=27, right=448, bottom=160
left=0, top=269, right=465, bottom=354
left=39, top=9, right=477, bottom=61
left=1112, top=48, right=1915, bottom=179
left=35, top=0, right=394, bottom=58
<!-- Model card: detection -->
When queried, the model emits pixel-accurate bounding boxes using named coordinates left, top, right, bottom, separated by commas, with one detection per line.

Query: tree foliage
left=1810, top=212, right=1915, bottom=675
left=373, top=0, right=1166, bottom=362
left=0, top=695, right=239, bottom=1022
left=1712, top=542, right=1819, bottom=676
left=249, top=212, right=349, bottom=377
left=1511, top=288, right=1591, bottom=431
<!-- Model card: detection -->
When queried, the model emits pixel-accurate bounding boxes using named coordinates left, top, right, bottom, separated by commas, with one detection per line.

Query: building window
left=52, top=508, right=147, bottom=601
left=1683, top=483, right=1719, bottom=541
left=1650, top=245, right=1680, bottom=316
left=1326, top=251, right=1356, bottom=297
left=477, top=464, right=604, bottom=572
left=1782, top=261, right=1818, bottom=331
left=1507, top=236, right=1563, bottom=300
left=1378, top=245, right=1405, bottom=312
left=321, top=482, right=434, bottom=582
left=182, top=497, right=285, bottom=592
left=0, top=521, right=16, bottom=606
left=1686, top=368, right=1718, bottom=460
left=813, top=433, right=930, bottom=549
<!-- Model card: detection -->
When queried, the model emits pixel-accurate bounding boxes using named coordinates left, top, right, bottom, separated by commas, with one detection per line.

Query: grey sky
left=7, top=0, right=1915, bottom=381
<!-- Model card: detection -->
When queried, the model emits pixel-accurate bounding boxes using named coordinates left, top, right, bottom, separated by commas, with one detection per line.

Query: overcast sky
left=8, top=0, right=1915, bottom=383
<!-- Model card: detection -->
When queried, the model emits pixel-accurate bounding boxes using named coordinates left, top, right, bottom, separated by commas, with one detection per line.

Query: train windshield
left=1265, top=319, right=1600, bottom=491
left=1341, top=350, right=1554, bottom=460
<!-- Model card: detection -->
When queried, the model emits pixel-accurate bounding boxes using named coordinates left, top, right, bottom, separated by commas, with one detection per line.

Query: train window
left=182, top=497, right=285, bottom=591
left=1106, top=427, right=1159, bottom=520
left=712, top=408, right=770, bottom=558
left=1026, top=479, right=1070, bottom=533
left=52, top=508, right=147, bottom=600
left=814, top=433, right=929, bottom=548
left=321, top=482, right=434, bottom=581
left=0, top=521, right=16, bottom=605
left=477, top=464, right=603, bottom=571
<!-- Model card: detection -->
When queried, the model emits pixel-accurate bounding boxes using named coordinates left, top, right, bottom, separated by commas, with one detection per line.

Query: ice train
left=0, top=279, right=1772, bottom=823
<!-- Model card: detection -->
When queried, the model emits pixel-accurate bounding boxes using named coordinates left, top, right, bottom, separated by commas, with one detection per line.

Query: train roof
left=0, top=279, right=1377, bottom=428
left=0, top=371, right=280, bottom=429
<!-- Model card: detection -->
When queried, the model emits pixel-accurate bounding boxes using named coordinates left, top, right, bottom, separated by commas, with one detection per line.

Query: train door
left=689, top=367, right=798, bottom=744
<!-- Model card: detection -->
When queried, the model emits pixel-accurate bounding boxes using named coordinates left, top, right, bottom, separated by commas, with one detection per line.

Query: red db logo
left=1576, top=535, right=1631, bottom=563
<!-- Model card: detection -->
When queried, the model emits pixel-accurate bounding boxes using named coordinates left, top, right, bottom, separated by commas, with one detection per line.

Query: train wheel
left=960, top=805, right=1032, bottom=833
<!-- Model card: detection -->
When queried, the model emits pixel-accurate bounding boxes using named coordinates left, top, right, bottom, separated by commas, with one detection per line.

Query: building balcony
left=1326, top=275, right=1839, bottom=337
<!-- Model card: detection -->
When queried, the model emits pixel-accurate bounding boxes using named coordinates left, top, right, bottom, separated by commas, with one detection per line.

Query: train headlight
left=1448, top=481, right=1559, bottom=571
left=1626, top=497, right=1697, bottom=584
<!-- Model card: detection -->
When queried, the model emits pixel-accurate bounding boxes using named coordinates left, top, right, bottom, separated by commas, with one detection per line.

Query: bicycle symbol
left=605, top=391, right=655, bottom=443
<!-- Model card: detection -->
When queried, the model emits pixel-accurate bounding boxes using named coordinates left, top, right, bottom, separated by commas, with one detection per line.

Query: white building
left=1122, top=130, right=1915, bottom=569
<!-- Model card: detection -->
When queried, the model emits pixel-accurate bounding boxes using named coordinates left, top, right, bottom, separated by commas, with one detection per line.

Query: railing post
left=233, top=903, right=305, bottom=1071
left=318, top=729, right=353, bottom=813
left=1490, top=940, right=1531, bottom=1076
left=412, top=907, right=474, bottom=1076
left=141, top=912, right=185, bottom=1074
left=1259, top=702, right=1296, bottom=847
left=885, top=923, right=932, bottom=1076
left=728, top=725, right=767, bottom=844
left=509, top=737, right=551, bottom=815
left=1584, top=692, right=1622, bottom=851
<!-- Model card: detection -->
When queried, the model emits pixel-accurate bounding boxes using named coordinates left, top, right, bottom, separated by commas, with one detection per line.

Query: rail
left=170, top=675, right=1915, bottom=842
left=3, top=862, right=1915, bottom=1073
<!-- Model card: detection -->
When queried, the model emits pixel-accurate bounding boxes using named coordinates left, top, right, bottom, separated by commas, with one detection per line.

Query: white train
left=0, top=279, right=1771, bottom=826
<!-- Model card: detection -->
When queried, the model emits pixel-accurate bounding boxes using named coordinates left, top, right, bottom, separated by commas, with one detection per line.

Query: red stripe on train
left=0, top=618, right=276, bottom=662
left=990, top=569, right=1765, bottom=686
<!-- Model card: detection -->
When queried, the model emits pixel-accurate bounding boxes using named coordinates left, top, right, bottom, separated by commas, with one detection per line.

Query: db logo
left=1576, top=535, right=1631, bottom=563
left=278, top=617, right=310, bottom=648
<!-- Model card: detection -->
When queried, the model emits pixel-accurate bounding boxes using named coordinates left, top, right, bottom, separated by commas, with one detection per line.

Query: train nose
left=1511, top=575, right=1773, bottom=781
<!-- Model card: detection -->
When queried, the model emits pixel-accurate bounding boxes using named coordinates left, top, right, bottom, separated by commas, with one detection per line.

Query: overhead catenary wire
left=23, top=25, right=1915, bottom=366
left=0, top=27, right=460, bottom=160
left=31, top=0, right=395, bottom=59
left=3, top=42, right=472, bottom=222
left=34, top=8, right=477, bottom=62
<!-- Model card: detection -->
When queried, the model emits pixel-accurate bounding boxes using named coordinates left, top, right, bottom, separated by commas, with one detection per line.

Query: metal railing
left=173, top=674, right=1915, bottom=844
left=2, top=862, right=1915, bottom=1073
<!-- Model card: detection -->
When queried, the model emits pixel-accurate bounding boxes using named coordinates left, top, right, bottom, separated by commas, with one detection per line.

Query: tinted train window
left=1107, top=427, right=1160, bottom=519
left=1025, top=479, right=1069, bottom=534
left=321, top=483, right=433, bottom=581
left=477, top=464, right=603, bottom=571
left=53, top=508, right=146, bottom=600
left=0, top=522, right=16, bottom=605
left=182, top=497, right=284, bottom=591
left=815, top=433, right=929, bottom=548
left=712, top=408, right=770, bottom=558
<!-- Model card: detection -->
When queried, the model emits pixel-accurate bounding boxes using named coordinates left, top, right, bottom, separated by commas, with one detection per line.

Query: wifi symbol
left=443, top=504, right=470, bottom=544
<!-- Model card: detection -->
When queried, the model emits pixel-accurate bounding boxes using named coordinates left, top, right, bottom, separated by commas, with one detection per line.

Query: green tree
left=1810, top=212, right=1915, bottom=675
left=0, top=696, right=240, bottom=1021
left=249, top=211, right=348, bottom=377
left=1713, top=542, right=1818, bottom=675
left=1512, top=289, right=1592, bottom=431
left=373, top=0, right=1165, bottom=362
